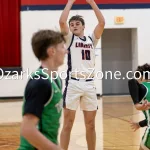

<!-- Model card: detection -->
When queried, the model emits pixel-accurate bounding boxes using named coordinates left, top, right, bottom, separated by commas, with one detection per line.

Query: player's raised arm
left=86, top=0, right=105, bottom=39
left=59, top=0, right=76, bottom=36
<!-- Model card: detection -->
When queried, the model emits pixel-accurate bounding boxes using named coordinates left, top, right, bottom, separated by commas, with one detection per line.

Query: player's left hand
left=146, top=101, right=150, bottom=107
left=86, top=0, right=95, bottom=4
left=135, top=100, right=150, bottom=110
left=129, top=120, right=140, bottom=132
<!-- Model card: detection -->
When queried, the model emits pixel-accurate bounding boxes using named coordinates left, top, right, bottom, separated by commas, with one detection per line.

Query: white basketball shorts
left=63, top=78, right=98, bottom=111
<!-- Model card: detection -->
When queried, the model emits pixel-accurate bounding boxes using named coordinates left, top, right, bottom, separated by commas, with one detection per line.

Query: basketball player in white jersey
left=59, top=0, right=105, bottom=150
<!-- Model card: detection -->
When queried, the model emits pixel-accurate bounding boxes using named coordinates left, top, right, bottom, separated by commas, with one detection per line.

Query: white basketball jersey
left=65, top=32, right=99, bottom=78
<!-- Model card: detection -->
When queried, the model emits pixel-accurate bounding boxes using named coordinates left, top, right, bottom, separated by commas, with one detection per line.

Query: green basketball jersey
left=142, top=82, right=150, bottom=126
left=18, top=68, right=63, bottom=150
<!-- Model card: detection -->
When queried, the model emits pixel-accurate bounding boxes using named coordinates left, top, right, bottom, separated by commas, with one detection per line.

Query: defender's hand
left=136, top=100, right=150, bottom=110
left=129, top=120, right=140, bottom=132
left=55, top=146, right=64, bottom=150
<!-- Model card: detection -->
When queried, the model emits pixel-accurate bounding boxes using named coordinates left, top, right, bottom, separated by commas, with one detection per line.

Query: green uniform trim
left=141, top=82, right=150, bottom=149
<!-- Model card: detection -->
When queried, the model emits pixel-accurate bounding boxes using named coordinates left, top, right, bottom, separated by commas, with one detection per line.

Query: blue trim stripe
left=21, top=3, right=150, bottom=11
left=63, top=34, right=74, bottom=107
left=88, top=36, right=93, bottom=44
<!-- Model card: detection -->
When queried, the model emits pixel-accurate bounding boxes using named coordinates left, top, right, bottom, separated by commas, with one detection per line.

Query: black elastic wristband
left=139, top=120, right=147, bottom=127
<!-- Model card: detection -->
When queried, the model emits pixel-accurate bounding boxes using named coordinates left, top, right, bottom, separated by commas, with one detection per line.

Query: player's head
left=69, top=15, right=85, bottom=36
left=31, top=29, right=67, bottom=67
left=135, top=63, right=150, bottom=81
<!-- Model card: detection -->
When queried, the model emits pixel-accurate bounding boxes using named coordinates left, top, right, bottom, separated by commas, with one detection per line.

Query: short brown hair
left=135, top=63, right=150, bottom=80
left=69, top=15, right=85, bottom=26
left=31, top=30, right=65, bottom=60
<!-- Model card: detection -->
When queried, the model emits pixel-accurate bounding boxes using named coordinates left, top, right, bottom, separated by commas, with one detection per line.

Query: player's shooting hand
left=68, top=0, right=76, bottom=4
left=129, top=120, right=140, bottom=132
left=86, top=0, right=95, bottom=4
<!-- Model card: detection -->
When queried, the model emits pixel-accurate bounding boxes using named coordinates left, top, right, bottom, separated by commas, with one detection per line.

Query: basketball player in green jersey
left=18, top=30, right=67, bottom=150
left=128, top=63, right=150, bottom=150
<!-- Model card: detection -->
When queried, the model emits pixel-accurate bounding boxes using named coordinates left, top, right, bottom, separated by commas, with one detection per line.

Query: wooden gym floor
left=0, top=96, right=145, bottom=150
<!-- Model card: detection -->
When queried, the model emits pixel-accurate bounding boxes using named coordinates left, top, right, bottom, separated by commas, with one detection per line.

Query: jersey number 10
left=81, top=50, right=91, bottom=60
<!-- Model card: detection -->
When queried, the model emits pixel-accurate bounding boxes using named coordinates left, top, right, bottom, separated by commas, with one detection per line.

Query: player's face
left=54, top=42, right=68, bottom=67
left=69, top=20, right=85, bottom=36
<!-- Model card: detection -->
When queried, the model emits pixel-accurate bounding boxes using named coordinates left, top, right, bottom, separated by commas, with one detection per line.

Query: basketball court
left=0, top=96, right=145, bottom=150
